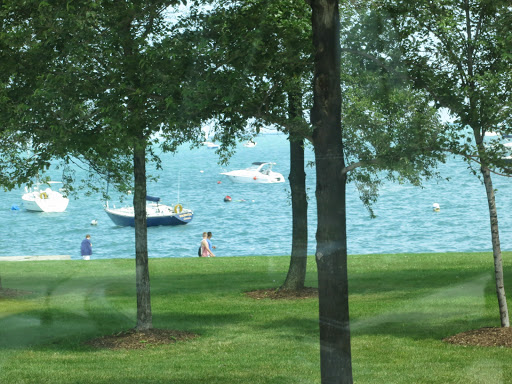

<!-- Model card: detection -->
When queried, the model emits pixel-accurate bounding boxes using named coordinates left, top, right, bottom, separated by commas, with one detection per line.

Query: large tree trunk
left=310, top=0, right=353, bottom=383
left=281, top=136, right=308, bottom=290
left=133, top=141, right=152, bottom=331
left=480, top=165, right=510, bottom=327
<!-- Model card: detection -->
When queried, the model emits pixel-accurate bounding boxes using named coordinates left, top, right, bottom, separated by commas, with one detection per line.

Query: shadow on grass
left=2, top=257, right=503, bottom=299
left=251, top=270, right=502, bottom=343
left=0, top=306, right=248, bottom=351
left=1, top=256, right=509, bottom=352
left=254, top=313, right=498, bottom=344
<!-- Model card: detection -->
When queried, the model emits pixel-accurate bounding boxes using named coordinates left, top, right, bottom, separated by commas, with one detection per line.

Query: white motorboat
left=220, top=162, right=285, bottom=183
left=104, top=196, right=193, bottom=227
left=203, top=141, right=220, bottom=149
left=485, top=131, right=512, bottom=138
left=243, top=140, right=257, bottom=148
left=22, top=182, right=69, bottom=212
left=501, top=142, right=512, bottom=163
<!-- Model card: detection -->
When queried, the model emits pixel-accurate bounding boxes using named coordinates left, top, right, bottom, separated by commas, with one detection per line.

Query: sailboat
left=104, top=196, right=193, bottom=227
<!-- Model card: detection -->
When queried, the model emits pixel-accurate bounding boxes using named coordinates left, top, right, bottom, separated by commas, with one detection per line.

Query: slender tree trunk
left=480, top=165, right=510, bottom=327
left=281, top=136, right=308, bottom=290
left=310, top=0, right=353, bottom=383
left=133, top=141, right=152, bottom=331
left=466, top=5, right=509, bottom=327
left=120, top=9, right=152, bottom=331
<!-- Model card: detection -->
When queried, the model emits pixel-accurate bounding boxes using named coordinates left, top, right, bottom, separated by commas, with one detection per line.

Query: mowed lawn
left=1, top=252, right=512, bottom=383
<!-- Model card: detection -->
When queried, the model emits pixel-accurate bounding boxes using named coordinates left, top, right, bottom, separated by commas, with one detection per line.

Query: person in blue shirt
left=81, top=234, right=92, bottom=260
left=207, top=232, right=216, bottom=254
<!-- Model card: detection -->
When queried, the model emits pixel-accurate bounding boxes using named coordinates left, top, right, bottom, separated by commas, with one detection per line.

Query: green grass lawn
left=1, top=252, right=511, bottom=383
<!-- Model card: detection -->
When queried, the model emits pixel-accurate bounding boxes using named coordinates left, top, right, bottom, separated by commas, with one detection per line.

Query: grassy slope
left=0, top=252, right=511, bottom=384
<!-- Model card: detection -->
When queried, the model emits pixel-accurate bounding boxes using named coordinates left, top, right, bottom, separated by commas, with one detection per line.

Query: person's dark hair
left=207, top=232, right=212, bottom=237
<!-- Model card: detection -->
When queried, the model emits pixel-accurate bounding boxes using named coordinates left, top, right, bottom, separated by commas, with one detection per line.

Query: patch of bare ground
left=84, top=329, right=198, bottom=350
left=0, top=288, right=32, bottom=299
left=245, top=287, right=318, bottom=300
left=443, top=327, right=512, bottom=347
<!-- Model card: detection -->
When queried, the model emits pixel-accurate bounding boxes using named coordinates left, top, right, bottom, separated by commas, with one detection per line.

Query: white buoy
left=432, top=203, right=440, bottom=212
left=91, top=219, right=98, bottom=225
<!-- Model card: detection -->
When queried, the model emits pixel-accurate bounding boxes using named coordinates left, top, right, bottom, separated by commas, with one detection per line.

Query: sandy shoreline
left=0, top=255, right=71, bottom=261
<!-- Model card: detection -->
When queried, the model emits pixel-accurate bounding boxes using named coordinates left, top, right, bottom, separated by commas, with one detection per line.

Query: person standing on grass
left=201, top=232, right=215, bottom=257
left=81, top=234, right=92, bottom=260
left=207, top=232, right=216, bottom=253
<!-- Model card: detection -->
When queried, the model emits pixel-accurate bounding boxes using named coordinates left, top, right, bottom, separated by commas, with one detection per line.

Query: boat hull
left=22, top=195, right=69, bottom=213
left=221, top=172, right=285, bottom=183
left=104, top=206, right=193, bottom=227
left=220, top=162, right=285, bottom=183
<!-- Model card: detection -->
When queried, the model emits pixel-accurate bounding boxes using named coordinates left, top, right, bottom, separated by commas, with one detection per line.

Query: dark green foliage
left=382, top=0, right=512, bottom=327
left=172, top=0, right=314, bottom=163
left=340, top=3, right=447, bottom=208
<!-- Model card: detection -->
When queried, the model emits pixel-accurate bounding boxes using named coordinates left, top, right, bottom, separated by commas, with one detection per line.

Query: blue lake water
left=1, top=133, right=511, bottom=260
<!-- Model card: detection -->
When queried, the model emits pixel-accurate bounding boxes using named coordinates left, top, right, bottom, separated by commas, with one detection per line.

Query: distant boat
left=104, top=196, right=193, bottom=227
left=22, top=181, right=69, bottom=212
left=485, top=131, right=512, bottom=138
left=502, top=142, right=512, bottom=163
left=243, top=140, right=257, bottom=148
left=203, top=141, right=220, bottom=149
left=220, top=162, right=285, bottom=183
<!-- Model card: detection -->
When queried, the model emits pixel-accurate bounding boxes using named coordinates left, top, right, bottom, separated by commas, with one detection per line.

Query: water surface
left=1, top=133, right=510, bottom=259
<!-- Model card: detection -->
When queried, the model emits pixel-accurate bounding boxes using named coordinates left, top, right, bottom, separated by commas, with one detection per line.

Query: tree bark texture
left=310, top=0, right=353, bottom=383
left=281, top=136, right=308, bottom=290
left=480, top=165, right=510, bottom=327
left=133, top=142, right=153, bottom=331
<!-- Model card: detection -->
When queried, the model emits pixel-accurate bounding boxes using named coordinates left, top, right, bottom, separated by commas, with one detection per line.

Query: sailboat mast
left=177, top=171, right=181, bottom=203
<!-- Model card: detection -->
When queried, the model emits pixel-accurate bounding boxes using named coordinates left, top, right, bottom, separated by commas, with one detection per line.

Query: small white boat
left=243, top=140, right=257, bottom=148
left=501, top=142, right=512, bottom=163
left=203, top=141, right=220, bottom=149
left=104, top=196, right=193, bottom=227
left=221, top=162, right=285, bottom=183
left=22, top=182, right=69, bottom=212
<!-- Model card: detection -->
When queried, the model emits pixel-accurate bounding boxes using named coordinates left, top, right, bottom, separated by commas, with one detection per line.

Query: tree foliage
left=171, top=0, right=314, bottom=291
left=0, top=0, right=201, bottom=331
left=174, top=0, right=313, bottom=155
left=339, top=2, right=447, bottom=214
left=383, top=0, right=512, bottom=327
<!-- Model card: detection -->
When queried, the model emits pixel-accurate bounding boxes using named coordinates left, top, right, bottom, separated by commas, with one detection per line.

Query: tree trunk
left=281, top=136, right=308, bottom=290
left=133, top=141, right=152, bottom=331
left=480, top=165, right=510, bottom=327
left=310, top=0, right=353, bottom=383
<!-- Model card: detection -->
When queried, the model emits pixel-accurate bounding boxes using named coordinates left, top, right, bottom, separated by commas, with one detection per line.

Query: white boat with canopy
left=22, top=181, right=69, bottom=212
left=220, top=162, right=285, bottom=183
